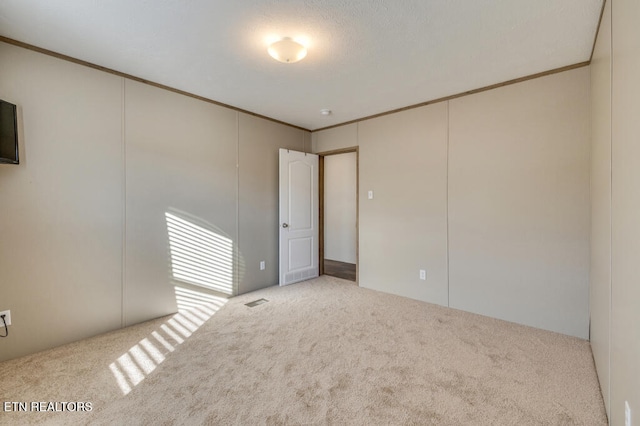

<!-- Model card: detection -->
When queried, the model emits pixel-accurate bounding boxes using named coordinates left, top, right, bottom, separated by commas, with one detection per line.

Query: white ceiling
left=0, top=0, right=603, bottom=130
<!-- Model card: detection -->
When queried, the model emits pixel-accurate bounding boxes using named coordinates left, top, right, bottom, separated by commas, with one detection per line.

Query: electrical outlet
left=419, top=269, right=426, bottom=280
left=626, top=401, right=631, bottom=426
left=260, top=261, right=265, bottom=271
left=0, top=310, right=11, bottom=326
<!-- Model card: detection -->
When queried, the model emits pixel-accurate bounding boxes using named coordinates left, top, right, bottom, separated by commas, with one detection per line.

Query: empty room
left=0, top=1, right=638, bottom=425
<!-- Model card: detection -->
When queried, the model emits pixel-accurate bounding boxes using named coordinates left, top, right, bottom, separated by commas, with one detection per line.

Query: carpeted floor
left=0, top=275, right=607, bottom=425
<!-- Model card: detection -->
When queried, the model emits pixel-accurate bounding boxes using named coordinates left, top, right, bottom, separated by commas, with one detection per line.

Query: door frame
left=317, top=147, right=359, bottom=284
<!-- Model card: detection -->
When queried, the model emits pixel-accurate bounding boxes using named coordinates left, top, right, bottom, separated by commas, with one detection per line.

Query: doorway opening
left=319, top=147, right=358, bottom=283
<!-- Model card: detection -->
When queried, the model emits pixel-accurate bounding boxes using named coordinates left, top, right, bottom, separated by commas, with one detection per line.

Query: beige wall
left=609, top=0, right=640, bottom=423
left=449, top=68, right=591, bottom=338
left=590, top=1, right=640, bottom=422
left=238, top=113, right=306, bottom=294
left=0, top=43, right=124, bottom=361
left=324, top=152, right=357, bottom=264
left=124, top=80, right=239, bottom=325
left=359, top=104, right=450, bottom=307
left=590, top=0, right=612, bottom=416
left=0, top=41, right=309, bottom=361
left=314, top=67, right=591, bottom=338
left=312, top=123, right=358, bottom=153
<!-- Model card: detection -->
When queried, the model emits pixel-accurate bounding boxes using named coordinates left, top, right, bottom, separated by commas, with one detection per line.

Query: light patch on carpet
left=108, top=286, right=227, bottom=395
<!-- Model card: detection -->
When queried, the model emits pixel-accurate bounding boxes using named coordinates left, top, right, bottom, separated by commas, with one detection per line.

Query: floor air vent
left=245, top=298, right=268, bottom=307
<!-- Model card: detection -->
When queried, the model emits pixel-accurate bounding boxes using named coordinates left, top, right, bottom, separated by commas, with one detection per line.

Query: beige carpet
left=0, top=275, right=606, bottom=425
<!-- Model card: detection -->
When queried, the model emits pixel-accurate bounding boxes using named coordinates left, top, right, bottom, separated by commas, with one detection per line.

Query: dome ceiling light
left=268, top=38, right=307, bottom=63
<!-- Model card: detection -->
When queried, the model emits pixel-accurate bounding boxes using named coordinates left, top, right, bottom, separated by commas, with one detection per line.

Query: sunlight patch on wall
left=109, top=287, right=227, bottom=395
left=165, top=212, right=234, bottom=295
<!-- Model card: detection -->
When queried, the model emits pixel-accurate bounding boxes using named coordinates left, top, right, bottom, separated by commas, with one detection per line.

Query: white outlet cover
left=419, top=269, right=426, bottom=280
left=0, top=310, right=11, bottom=326
left=260, top=261, right=266, bottom=271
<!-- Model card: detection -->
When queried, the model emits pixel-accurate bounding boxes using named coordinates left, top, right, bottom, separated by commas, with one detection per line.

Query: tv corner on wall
left=0, top=99, right=19, bottom=165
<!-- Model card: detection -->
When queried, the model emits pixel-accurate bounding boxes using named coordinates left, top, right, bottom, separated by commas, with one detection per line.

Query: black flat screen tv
left=0, top=100, right=19, bottom=164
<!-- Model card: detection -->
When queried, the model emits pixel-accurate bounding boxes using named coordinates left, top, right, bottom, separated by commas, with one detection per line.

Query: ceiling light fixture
left=320, top=109, right=332, bottom=116
left=268, top=38, right=307, bottom=63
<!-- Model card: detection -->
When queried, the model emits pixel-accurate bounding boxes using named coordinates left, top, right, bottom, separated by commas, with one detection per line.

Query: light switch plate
left=368, top=190, right=374, bottom=199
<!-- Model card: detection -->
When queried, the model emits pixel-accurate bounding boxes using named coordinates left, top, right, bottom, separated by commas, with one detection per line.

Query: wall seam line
left=357, top=122, right=360, bottom=285
left=236, top=112, right=240, bottom=297
left=607, top=1, right=612, bottom=414
left=121, top=77, right=127, bottom=328
left=446, top=101, right=451, bottom=308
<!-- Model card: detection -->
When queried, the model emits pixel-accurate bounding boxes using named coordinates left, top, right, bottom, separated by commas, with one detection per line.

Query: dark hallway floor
left=323, top=259, right=356, bottom=282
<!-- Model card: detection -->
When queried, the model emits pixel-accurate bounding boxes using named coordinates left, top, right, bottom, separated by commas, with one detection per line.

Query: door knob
left=282, top=223, right=289, bottom=228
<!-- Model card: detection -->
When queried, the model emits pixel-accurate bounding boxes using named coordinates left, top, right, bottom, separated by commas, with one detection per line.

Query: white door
left=279, top=149, right=319, bottom=286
